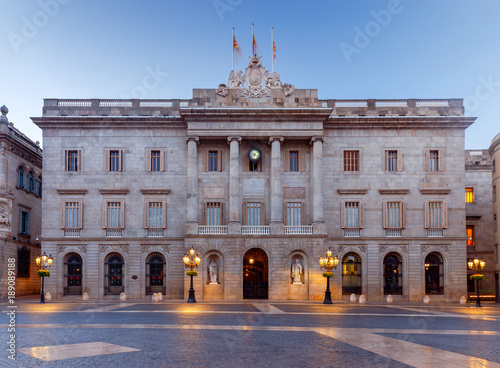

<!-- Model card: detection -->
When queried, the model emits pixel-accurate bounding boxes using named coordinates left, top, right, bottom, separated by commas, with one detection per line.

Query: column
left=185, top=137, right=199, bottom=235
left=310, top=137, right=326, bottom=234
left=269, top=137, right=284, bottom=234
left=0, top=152, right=6, bottom=193
left=227, top=136, right=242, bottom=234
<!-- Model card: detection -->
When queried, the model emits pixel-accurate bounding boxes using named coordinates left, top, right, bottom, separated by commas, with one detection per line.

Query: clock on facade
left=248, top=148, right=262, bottom=163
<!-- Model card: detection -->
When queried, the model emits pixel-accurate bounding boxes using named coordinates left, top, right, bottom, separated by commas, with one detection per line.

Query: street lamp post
left=467, top=256, right=486, bottom=308
left=183, top=246, right=201, bottom=303
left=36, top=252, right=53, bottom=303
left=319, top=248, right=339, bottom=304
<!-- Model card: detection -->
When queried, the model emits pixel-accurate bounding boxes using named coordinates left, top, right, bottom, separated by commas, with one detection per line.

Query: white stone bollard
left=82, top=292, right=89, bottom=301
left=350, top=293, right=356, bottom=302
left=460, top=296, right=467, bottom=305
left=157, top=292, right=163, bottom=301
left=152, top=293, right=159, bottom=302
left=423, top=295, right=430, bottom=304
left=386, top=295, right=393, bottom=303
left=44, top=292, right=51, bottom=302
left=120, top=292, right=127, bottom=302
left=359, top=295, right=366, bottom=304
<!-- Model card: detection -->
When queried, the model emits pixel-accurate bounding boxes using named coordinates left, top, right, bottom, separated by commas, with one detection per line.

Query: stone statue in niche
left=291, top=259, right=303, bottom=284
left=208, top=259, right=218, bottom=284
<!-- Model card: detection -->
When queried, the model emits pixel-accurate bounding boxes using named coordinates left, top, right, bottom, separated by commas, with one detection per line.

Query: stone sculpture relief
left=0, top=205, right=11, bottom=229
left=208, top=258, right=218, bottom=284
left=291, top=259, right=303, bottom=284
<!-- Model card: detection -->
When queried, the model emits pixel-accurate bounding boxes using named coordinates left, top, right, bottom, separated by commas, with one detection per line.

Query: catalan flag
left=233, top=35, right=241, bottom=59
left=253, top=34, right=258, bottom=56
left=273, top=40, right=276, bottom=61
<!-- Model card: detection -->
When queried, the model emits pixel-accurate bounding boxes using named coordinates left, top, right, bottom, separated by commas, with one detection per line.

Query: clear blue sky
left=1, top=0, right=499, bottom=149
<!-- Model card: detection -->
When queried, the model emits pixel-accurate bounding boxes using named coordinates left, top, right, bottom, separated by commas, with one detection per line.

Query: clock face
left=248, top=148, right=261, bottom=162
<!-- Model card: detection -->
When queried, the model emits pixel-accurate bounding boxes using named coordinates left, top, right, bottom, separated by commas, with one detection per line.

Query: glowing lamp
left=326, top=248, right=332, bottom=258
left=47, top=255, right=53, bottom=267
left=467, top=259, right=473, bottom=270
left=36, top=256, right=41, bottom=266
left=195, top=255, right=201, bottom=266
left=473, top=257, right=480, bottom=267
left=333, top=256, right=339, bottom=268
left=183, top=255, right=189, bottom=265
left=319, top=257, right=324, bottom=267
left=41, top=253, right=47, bottom=264
left=424, top=263, right=430, bottom=270
left=189, top=247, right=195, bottom=256
left=249, top=258, right=254, bottom=264
left=480, top=260, right=486, bottom=269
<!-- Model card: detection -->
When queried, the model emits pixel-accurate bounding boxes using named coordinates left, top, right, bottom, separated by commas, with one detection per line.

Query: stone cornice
left=325, top=116, right=476, bottom=130
left=419, top=188, right=451, bottom=195
left=31, top=116, right=185, bottom=130
left=337, top=189, right=368, bottom=195
left=181, top=108, right=333, bottom=123
left=57, top=189, right=88, bottom=195
left=99, top=188, right=129, bottom=195
left=378, top=189, right=410, bottom=195
left=140, top=189, right=171, bottom=195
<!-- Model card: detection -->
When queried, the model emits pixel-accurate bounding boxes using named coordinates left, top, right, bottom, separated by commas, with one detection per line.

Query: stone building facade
left=0, top=106, right=43, bottom=298
left=489, top=133, right=500, bottom=302
left=465, top=150, right=495, bottom=298
left=33, top=58, right=476, bottom=302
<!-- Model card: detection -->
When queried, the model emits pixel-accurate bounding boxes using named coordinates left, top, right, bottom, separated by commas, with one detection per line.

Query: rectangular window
left=426, top=149, right=443, bottom=172
left=146, top=202, right=165, bottom=229
left=465, top=187, right=474, bottom=203
left=384, top=202, right=404, bottom=229
left=466, top=225, right=475, bottom=246
left=285, top=202, right=303, bottom=226
left=342, top=201, right=362, bottom=228
left=493, top=185, right=497, bottom=202
left=147, top=150, right=164, bottom=172
left=62, top=202, right=82, bottom=229
left=105, top=202, right=123, bottom=229
left=65, top=150, right=81, bottom=172
left=205, top=202, right=223, bottom=225
left=106, top=150, right=122, bottom=172
left=344, top=151, right=359, bottom=172
left=245, top=202, right=262, bottom=226
left=19, top=210, right=29, bottom=235
left=385, top=150, right=402, bottom=172
left=425, top=201, right=447, bottom=229
left=289, top=151, right=299, bottom=172
left=205, top=150, right=222, bottom=172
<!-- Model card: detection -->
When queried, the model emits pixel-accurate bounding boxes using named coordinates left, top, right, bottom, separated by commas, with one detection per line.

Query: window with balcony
left=426, top=149, right=443, bottom=172
left=343, top=151, right=359, bottom=172
left=106, top=150, right=122, bottom=172
left=147, top=150, right=164, bottom=172
left=145, top=201, right=166, bottom=237
left=465, top=187, right=474, bottom=203
left=242, top=202, right=268, bottom=234
left=61, top=201, right=82, bottom=237
left=425, top=201, right=447, bottom=236
left=385, top=150, right=402, bottom=172
left=65, top=150, right=81, bottom=172
left=103, top=201, right=124, bottom=237
left=383, top=201, right=404, bottom=237
left=204, top=202, right=223, bottom=225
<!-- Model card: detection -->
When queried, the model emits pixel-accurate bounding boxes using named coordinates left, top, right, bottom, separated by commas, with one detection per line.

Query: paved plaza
left=1, top=298, right=500, bottom=368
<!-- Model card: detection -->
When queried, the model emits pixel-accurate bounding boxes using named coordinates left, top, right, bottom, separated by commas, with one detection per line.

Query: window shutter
left=26, top=213, right=29, bottom=235
left=102, top=202, right=107, bottom=229
left=120, top=200, right=125, bottom=228
left=144, top=201, right=149, bottom=228
left=217, top=150, right=222, bottom=172
left=60, top=201, right=65, bottom=229
left=204, top=150, right=209, bottom=172
left=220, top=202, right=225, bottom=225
left=442, top=201, right=448, bottom=228
left=203, top=202, right=207, bottom=225
left=285, top=150, right=290, bottom=172
left=105, top=151, right=110, bottom=171
left=284, top=202, right=288, bottom=225
left=77, top=150, right=81, bottom=171
left=397, top=150, right=403, bottom=171
left=359, top=202, right=364, bottom=228
left=19, top=211, right=22, bottom=234
left=64, top=150, right=68, bottom=171
left=424, top=201, right=430, bottom=228
left=78, top=201, right=83, bottom=229
left=162, top=200, right=167, bottom=228
left=245, top=157, right=250, bottom=172
left=160, top=150, right=165, bottom=172
left=438, top=150, right=444, bottom=172
left=382, top=202, right=388, bottom=229
left=301, top=202, right=306, bottom=225
left=242, top=202, right=248, bottom=225
left=401, top=202, right=406, bottom=229
left=118, top=150, right=123, bottom=172
left=298, top=151, right=303, bottom=172
left=341, top=201, right=345, bottom=229
left=147, top=150, right=152, bottom=172
left=257, top=159, right=262, bottom=172
left=261, top=202, right=266, bottom=225
left=425, top=150, right=430, bottom=171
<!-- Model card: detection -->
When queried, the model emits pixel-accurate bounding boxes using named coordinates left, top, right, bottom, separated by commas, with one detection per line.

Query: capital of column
left=227, top=136, right=242, bottom=145
left=309, top=136, right=324, bottom=145
left=268, top=136, right=284, bottom=145
left=186, top=136, right=199, bottom=144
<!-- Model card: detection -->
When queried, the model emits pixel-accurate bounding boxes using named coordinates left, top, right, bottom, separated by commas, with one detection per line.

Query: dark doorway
left=64, top=253, right=82, bottom=295
left=243, top=248, right=268, bottom=299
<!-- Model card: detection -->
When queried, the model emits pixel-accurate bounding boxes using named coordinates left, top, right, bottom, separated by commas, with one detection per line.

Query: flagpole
left=271, top=27, right=274, bottom=73
left=232, top=27, right=235, bottom=71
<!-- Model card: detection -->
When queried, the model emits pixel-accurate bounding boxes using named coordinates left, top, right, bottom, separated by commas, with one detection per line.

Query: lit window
left=465, top=188, right=474, bottom=203
left=344, top=151, right=359, bottom=172
left=466, top=225, right=475, bottom=246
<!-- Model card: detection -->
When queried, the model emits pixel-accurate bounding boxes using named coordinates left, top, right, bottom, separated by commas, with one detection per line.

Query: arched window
left=17, top=246, right=30, bottom=278
left=105, top=253, right=124, bottom=295
left=342, top=252, right=362, bottom=295
left=28, top=171, right=35, bottom=194
left=17, top=166, right=25, bottom=189
left=64, top=253, right=83, bottom=295
left=36, top=176, right=42, bottom=197
left=383, top=252, right=402, bottom=295
left=425, top=252, right=444, bottom=295
left=146, top=252, right=166, bottom=295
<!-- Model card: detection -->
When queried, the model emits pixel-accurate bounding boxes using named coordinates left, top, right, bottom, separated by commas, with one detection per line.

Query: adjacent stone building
left=489, top=133, right=500, bottom=302
left=0, top=105, right=43, bottom=298
left=33, top=57, right=477, bottom=302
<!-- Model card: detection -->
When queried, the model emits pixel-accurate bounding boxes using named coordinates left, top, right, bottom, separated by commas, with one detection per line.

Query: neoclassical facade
left=33, top=57, right=476, bottom=302
left=0, top=106, right=43, bottom=298
left=489, top=133, right=500, bottom=302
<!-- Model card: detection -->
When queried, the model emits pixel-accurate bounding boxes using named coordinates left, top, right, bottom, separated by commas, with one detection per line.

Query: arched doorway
left=146, top=252, right=166, bottom=295
left=243, top=248, right=268, bottom=299
left=425, top=252, right=444, bottom=295
left=64, top=253, right=83, bottom=295
left=342, top=252, right=362, bottom=295
left=383, top=252, right=402, bottom=295
left=105, top=253, right=124, bottom=295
